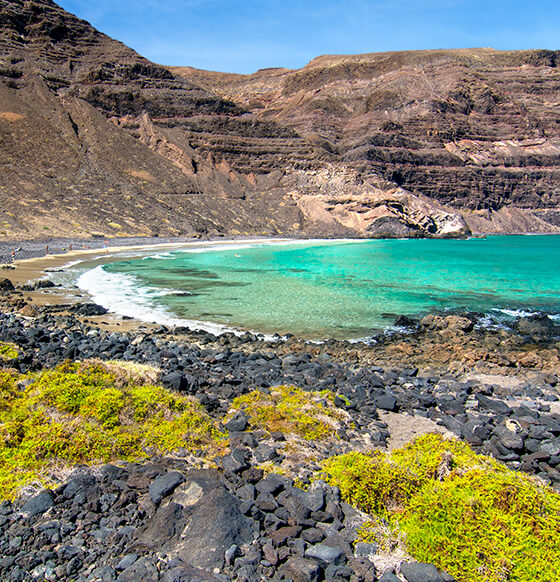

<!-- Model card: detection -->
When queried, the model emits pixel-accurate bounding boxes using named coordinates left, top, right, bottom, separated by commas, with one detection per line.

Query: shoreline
left=1, top=252, right=559, bottom=581
left=2, top=236, right=370, bottom=340
left=1, top=235, right=294, bottom=284
left=2, top=234, right=560, bottom=343
left=1, top=236, right=293, bottom=333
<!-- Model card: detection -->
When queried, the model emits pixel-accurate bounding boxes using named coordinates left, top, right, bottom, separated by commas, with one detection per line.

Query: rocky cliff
left=0, top=0, right=315, bottom=239
left=0, top=0, right=558, bottom=239
left=174, top=49, right=560, bottom=235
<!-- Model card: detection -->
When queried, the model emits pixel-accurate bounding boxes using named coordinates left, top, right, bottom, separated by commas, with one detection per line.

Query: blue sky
left=57, top=0, right=559, bottom=74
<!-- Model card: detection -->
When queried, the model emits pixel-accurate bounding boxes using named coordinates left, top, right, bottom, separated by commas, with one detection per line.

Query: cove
left=78, top=236, right=560, bottom=340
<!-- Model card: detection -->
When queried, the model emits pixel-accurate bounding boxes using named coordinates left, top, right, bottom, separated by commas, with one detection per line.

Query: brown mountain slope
left=173, top=48, right=560, bottom=234
left=0, top=0, right=319, bottom=239
left=0, top=1, right=557, bottom=239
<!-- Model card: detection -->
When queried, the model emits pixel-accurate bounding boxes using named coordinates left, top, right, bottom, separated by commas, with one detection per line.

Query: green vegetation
left=0, top=369, right=19, bottom=412
left=0, top=342, right=18, bottom=361
left=321, top=434, right=560, bottom=582
left=1, top=348, right=557, bottom=582
left=0, top=361, right=225, bottom=499
left=232, top=385, right=347, bottom=440
left=257, top=461, right=288, bottom=476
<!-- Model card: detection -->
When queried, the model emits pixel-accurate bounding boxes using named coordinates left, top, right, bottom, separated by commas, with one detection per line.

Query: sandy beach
left=1, top=236, right=296, bottom=334
left=1, top=235, right=293, bottom=284
left=0, top=238, right=205, bottom=322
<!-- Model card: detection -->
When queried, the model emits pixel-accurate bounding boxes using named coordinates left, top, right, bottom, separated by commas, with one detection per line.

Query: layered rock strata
left=174, top=48, right=560, bottom=234
left=3, top=1, right=559, bottom=239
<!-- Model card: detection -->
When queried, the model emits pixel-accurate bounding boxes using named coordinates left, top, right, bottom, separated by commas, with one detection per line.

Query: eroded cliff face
left=173, top=48, right=560, bottom=235
left=0, top=0, right=314, bottom=239
left=0, top=1, right=557, bottom=239
left=279, top=166, right=469, bottom=238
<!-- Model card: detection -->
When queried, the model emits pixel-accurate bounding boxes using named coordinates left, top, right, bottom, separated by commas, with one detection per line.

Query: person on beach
left=45, top=245, right=49, bottom=254
left=9, top=247, right=22, bottom=262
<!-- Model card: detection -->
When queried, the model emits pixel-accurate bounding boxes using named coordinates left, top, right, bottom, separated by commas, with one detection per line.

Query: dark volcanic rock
left=140, top=501, right=185, bottom=547
left=400, top=562, right=449, bottom=582
left=305, top=543, right=346, bottom=566
left=69, top=303, right=108, bottom=316
left=0, top=278, right=14, bottom=291
left=281, top=556, right=322, bottom=582
left=169, top=481, right=253, bottom=570
left=62, top=473, right=99, bottom=503
left=494, top=425, right=524, bottom=451
left=162, top=372, right=193, bottom=393
left=376, top=392, right=398, bottom=411
left=1, top=304, right=560, bottom=581
left=21, top=490, right=54, bottom=518
left=475, top=394, right=512, bottom=415
left=225, top=411, right=249, bottom=432
left=516, top=314, right=558, bottom=339
left=149, top=471, right=185, bottom=505
left=222, top=448, right=251, bottom=475
left=117, top=557, right=159, bottom=582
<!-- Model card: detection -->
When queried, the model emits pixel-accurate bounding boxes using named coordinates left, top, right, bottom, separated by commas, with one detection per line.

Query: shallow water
left=77, top=236, right=560, bottom=339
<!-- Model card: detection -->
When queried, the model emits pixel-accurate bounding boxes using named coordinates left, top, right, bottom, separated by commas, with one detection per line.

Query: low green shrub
left=0, top=342, right=18, bottom=361
left=321, top=434, right=560, bottom=582
left=404, top=468, right=560, bottom=581
left=232, top=385, right=347, bottom=440
left=0, top=360, right=225, bottom=499
left=0, top=369, right=19, bottom=411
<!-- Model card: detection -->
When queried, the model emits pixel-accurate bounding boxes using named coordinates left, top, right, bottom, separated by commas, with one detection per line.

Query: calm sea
left=76, top=236, right=560, bottom=340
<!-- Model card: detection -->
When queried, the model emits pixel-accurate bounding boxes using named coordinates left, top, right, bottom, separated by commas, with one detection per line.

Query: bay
left=79, top=236, right=560, bottom=339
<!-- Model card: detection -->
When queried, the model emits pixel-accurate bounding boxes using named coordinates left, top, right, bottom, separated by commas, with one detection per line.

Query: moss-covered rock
left=231, top=385, right=348, bottom=440
left=0, top=342, right=18, bottom=361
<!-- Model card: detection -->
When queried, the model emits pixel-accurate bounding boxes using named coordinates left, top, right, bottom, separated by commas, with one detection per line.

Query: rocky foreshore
left=0, top=279, right=559, bottom=582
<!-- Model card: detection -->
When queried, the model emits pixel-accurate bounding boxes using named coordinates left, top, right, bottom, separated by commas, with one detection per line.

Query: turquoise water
left=80, top=236, right=560, bottom=339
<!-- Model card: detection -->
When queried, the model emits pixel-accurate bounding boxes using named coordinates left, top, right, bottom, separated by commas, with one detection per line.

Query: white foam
left=78, top=266, right=223, bottom=334
left=68, top=237, right=560, bottom=341
left=475, top=314, right=510, bottom=331
left=66, top=238, right=352, bottom=340
left=142, top=253, right=173, bottom=260
left=493, top=308, right=539, bottom=318
left=77, top=264, right=272, bottom=338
